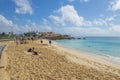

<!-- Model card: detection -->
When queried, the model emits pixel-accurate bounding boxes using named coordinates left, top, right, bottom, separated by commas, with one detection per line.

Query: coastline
left=54, top=40, right=120, bottom=66
left=53, top=40, right=120, bottom=68
left=0, top=40, right=120, bottom=79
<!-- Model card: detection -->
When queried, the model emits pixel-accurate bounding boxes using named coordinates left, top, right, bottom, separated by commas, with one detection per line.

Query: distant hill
left=0, top=31, right=74, bottom=40
left=24, top=32, right=75, bottom=40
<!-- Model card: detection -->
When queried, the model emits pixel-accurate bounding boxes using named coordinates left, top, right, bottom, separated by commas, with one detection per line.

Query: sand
left=0, top=40, right=120, bottom=80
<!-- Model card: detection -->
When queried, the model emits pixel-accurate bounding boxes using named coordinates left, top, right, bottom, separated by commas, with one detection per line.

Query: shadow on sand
left=0, top=66, right=4, bottom=69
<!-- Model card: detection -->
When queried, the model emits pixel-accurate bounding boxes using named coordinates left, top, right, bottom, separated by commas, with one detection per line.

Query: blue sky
left=0, top=0, right=120, bottom=36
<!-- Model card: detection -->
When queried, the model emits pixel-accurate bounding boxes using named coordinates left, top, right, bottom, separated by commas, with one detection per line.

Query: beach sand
left=0, top=40, right=120, bottom=80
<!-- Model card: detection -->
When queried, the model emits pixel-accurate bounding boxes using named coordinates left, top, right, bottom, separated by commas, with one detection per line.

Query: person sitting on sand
left=27, top=48, right=33, bottom=52
left=32, top=47, right=39, bottom=55
left=27, top=47, right=39, bottom=55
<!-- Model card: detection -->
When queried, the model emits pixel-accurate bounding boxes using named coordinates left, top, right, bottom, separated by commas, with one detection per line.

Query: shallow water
left=55, top=37, right=120, bottom=64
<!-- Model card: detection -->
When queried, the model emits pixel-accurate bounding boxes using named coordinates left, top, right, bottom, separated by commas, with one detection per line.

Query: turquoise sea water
left=55, top=37, right=120, bottom=64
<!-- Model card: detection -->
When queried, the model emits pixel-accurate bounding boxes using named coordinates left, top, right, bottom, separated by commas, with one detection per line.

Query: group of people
left=26, top=39, right=52, bottom=55
left=15, top=36, right=27, bottom=46
left=40, top=39, right=52, bottom=45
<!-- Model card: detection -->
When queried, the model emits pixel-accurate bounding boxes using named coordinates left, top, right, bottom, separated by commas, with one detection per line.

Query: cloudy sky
left=0, top=0, right=120, bottom=36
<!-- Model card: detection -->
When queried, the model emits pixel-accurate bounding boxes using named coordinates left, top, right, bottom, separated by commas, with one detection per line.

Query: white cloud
left=0, top=15, right=14, bottom=32
left=105, top=16, right=115, bottom=21
left=48, top=5, right=120, bottom=36
left=93, top=19, right=107, bottom=26
left=49, top=5, right=90, bottom=27
left=1, top=14, right=119, bottom=36
left=106, top=24, right=120, bottom=36
left=0, top=14, right=53, bottom=33
left=40, top=19, right=52, bottom=31
left=17, top=20, right=51, bottom=32
left=0, top=15, right=38, bottom=33
left=0, top=15, right=26, bottom=33
left=49, top=15, right=65, bottom=26
left=110, top=0, right=120, bottom=11
left=0, top=15, right=13, bottom=27
left=13, top=0, right=33, bottom=15
left=92, top=15, right=116, bottom=26
left=52, top=26, right=110, bottom=37
left=109, top=24, right=120, bottom=32
left=49, top=5, right=115, bottom=27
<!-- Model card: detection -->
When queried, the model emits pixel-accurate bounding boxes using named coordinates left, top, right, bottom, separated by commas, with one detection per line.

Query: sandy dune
left=0, top=40, right=120, bottom=80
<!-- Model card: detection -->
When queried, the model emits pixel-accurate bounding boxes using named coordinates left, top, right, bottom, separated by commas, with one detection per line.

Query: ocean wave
left=101, top=54, right=120, bottom=65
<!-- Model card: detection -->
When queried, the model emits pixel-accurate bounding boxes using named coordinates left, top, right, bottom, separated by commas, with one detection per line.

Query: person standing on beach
left=31, top=37, right=34, bottom=41
left=40, top=39, right=43, bottom=44
left=15, top=37, right=19, bottom=46
left=16, top=39, right=20, bottom=46
left=49, top=40, right=52, bottom=45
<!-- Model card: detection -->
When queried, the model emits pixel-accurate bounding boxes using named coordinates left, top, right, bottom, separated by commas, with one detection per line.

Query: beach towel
left=24, top=51, right=41, bottom=55
left=24, top=51, right=33, bottom=55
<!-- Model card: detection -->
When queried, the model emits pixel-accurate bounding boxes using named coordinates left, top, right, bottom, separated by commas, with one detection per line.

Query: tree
left=2, top=32, right=5, bottom=36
